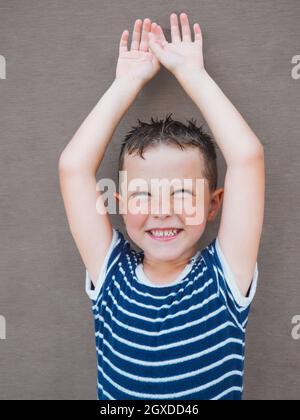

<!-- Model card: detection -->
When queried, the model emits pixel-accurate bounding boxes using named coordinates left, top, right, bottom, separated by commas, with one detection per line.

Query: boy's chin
left=144, top=234, right=186, bottom=257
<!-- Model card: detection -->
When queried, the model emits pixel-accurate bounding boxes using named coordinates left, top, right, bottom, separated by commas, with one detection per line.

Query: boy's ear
left=114, top=192, right=125, bottom=214
left=114, top=192, right=121, bottom=201
left=207, top=188, right=224, bottom=222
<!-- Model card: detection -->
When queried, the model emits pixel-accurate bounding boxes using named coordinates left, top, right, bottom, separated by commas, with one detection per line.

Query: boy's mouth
left=145, top=228, right=183, bottom=242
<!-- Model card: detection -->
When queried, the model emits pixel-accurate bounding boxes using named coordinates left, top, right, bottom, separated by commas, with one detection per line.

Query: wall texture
left=0, top=0, right=300, bottom=400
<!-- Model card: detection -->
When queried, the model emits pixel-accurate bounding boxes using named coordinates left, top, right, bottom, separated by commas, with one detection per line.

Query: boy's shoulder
left=85, top=227, right=142, bottom=301
left=200, top=236, right=259, bottom=311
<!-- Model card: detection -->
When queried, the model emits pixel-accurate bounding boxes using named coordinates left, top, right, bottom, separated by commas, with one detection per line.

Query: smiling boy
left=59, top=13, right=265, bottom=400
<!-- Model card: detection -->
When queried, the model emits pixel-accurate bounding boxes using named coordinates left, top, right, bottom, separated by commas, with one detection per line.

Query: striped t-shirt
left=85, top=228, right=258, bottom=401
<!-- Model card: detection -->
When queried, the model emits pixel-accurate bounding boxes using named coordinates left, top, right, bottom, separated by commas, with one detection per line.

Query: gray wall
left=0, top=0, right=300, bottom=400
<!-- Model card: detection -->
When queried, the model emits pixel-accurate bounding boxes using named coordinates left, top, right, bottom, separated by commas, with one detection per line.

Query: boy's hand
left=148, top=13, right=204, bottom=78
left=116, top=18, right=161, bottom=86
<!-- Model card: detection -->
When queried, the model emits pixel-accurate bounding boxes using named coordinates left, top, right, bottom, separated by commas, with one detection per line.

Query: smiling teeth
left=151, top=229, right=179, bottom=237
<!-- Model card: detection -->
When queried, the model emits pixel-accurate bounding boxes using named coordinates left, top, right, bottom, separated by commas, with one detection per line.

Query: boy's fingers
left=119, top=30, right=129, bottom=54
left=150, top=23, right=168, bottom=48
left=148, top=23, right=160, bottom=45
left=180, top=13, right=192, bottom=42
left=148, top=32, right=164, bottom=61
left=131, top=19, right=143, bottom=51
left=140, top=18, right=151, bottom=52
left=150, top=22, right=158, bottom=36
left=170, top=13, right=181, bottom=44
left=194, top=23, right=203, bottom=44
left=157, top=25, right=168, bottom=47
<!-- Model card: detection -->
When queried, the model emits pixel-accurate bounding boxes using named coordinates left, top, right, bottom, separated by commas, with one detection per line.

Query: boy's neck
left=142, top=247, right=198, bottom=286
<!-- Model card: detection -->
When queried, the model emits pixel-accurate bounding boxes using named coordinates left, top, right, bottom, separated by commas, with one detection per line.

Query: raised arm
left=149, top=13, right=265, bottom=297
left=59, top=18, right=160, bottom=287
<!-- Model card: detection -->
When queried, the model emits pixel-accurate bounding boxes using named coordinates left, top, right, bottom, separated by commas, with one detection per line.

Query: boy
left=58, top=13, right=265, bottom=400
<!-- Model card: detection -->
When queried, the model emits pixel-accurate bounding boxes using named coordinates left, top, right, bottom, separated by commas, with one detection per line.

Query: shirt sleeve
left=85, top=228, right=128, bottom=302
left=202, top=238, right=259, bottom=329
left=215, top=237, right=258, bottom=309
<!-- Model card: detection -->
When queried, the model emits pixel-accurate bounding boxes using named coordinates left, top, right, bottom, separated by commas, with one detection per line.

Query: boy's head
left=115, top=114, right=224, bottom=262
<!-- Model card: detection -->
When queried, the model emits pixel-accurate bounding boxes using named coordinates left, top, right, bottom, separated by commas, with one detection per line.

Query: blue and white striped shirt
left=85, top=228, right=258, bottom=400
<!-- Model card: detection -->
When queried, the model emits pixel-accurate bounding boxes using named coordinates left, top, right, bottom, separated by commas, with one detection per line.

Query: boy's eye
left=129, top=189, right=194, bottom=198
left=130, top=191, right=150, bottom=198
left=172, top=189, right=192, bottom=196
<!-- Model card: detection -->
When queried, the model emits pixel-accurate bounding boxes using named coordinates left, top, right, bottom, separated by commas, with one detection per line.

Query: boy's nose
left=151, top=197, right=173, bottom=217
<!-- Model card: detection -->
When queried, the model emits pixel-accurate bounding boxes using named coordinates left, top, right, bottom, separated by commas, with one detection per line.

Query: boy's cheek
left=123, top=212, right=148, bottom=231
left=121, top=197, right=154, bottom=230
left=176, top=198, right=207, bottom=227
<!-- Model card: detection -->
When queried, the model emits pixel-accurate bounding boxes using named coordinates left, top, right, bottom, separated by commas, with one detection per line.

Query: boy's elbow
left=58, top=152, right=81, bottom=176
left=240, top=142, right=264, bottom=165
left=250, top=143, right=264, bottom=163
left=58, top=153, right=72, bottom=174
left=254, top=141, right=264, bottom=157
left=58, top=155, right=96, bottom=177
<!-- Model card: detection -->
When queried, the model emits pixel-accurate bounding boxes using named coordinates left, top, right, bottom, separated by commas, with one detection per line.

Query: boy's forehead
left=122, top=145, right=205, bottom=180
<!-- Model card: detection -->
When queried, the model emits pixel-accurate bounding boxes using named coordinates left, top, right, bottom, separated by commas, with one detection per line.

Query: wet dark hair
left=118, top=113, right=218, bottom=192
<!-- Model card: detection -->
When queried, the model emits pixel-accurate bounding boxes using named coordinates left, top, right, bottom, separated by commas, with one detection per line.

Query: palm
left=159, top=42, right=203, bottom=73
left=116, top=19, right=160, bottom=84
left=116, top=50, right=160, bottom=82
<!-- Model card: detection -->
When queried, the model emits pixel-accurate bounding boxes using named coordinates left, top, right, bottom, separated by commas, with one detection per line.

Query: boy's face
left=116, top=145, right=223, bottom=263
